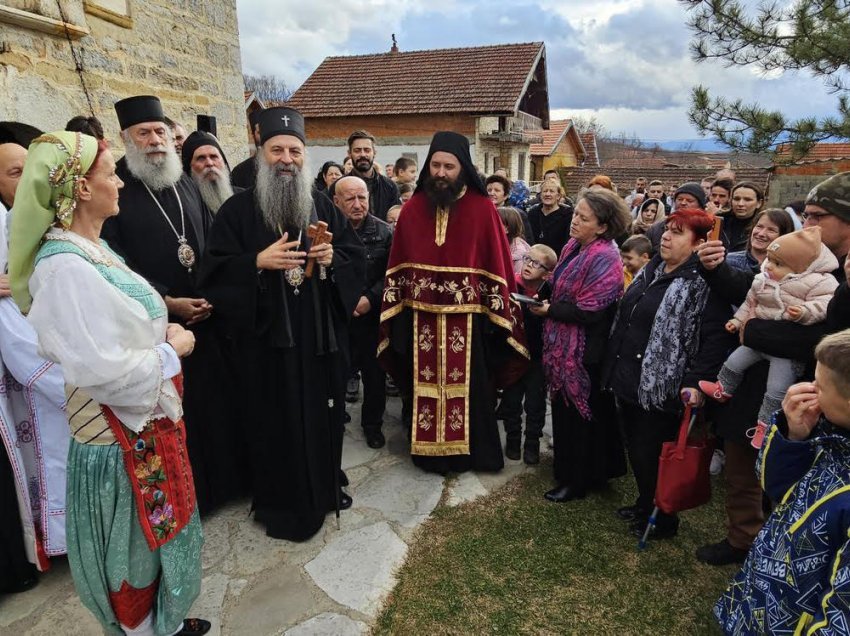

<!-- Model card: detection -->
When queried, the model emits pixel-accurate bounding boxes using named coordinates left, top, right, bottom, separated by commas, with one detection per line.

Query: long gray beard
left=192, top=167, right=234, bottom=213
left=255, top=155, right=313, bottom=233
left=124, top=141, right=183, bottom=191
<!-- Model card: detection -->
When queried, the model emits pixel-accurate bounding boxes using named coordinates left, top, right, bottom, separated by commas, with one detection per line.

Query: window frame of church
left=83, top=0, right=132, bottom=28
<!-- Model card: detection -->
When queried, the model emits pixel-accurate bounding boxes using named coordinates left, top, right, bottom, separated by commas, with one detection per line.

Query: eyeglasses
left=522, top=255, right=550, bottom=271
left=802, top=211, right=833, bottom=222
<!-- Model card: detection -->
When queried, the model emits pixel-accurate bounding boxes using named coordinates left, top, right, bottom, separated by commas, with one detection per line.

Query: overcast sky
left=235, top=0, right=836, bottom=141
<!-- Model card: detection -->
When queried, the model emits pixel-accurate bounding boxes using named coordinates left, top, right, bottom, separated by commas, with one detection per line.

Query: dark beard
left=423, top=173, right=465, bottom=207
left=254, top=156, right=313, bottom=233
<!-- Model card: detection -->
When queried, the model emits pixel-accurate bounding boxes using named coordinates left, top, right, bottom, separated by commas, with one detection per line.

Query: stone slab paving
left=0, top=394, right=550, bottom=635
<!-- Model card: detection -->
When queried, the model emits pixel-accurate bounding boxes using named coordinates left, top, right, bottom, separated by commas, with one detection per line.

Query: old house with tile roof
left=528, top=119, right=586, bottom=180
left=286, top=41, right=550, bottom=181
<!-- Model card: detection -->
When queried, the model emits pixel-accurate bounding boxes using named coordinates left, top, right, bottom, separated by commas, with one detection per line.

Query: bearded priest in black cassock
left=200, top=107, right=365, bottom=541
left=102, top=95, right=248, bottom=513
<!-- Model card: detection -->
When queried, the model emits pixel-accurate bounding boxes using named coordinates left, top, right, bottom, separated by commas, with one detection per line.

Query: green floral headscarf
left=8, top=131, right=98, bottom=313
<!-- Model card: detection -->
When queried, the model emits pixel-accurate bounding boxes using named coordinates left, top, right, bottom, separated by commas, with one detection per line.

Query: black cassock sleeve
left=198, top=191, right=263, bottom=335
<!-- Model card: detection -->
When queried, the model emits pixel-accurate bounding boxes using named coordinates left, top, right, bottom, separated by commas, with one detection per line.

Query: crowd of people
left=1, top=95, right=850, bottom=635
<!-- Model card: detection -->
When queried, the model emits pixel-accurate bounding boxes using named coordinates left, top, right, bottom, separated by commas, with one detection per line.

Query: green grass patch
left=376, top=461, right=737, bottom=635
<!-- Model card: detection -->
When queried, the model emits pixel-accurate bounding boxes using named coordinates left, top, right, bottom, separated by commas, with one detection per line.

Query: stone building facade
left=0, top=0, right=247, bottom=160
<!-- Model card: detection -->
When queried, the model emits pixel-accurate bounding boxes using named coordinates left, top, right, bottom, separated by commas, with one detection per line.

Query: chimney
left=391, top=33, right=398, bottom=53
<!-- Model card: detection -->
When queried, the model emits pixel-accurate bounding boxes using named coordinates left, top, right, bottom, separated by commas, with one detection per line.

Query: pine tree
left=682, top=0, right=850, bottom=158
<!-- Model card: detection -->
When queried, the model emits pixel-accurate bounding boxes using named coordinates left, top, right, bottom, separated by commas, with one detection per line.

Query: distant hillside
left=647, top=138, right=729, bottom=153
left=594, top=137, right=772, bottom=169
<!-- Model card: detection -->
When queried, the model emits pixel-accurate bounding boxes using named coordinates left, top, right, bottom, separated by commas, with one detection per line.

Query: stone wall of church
left=0, top=0, right=248, bottom=161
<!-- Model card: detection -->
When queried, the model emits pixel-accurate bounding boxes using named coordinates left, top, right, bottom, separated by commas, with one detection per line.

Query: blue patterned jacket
left=716, top=415, right=850, bottom=635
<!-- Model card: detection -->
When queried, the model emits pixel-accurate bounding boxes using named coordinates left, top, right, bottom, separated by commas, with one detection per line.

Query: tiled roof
left=529, top=119, right=571, bottom=156
left=559, top=165, right=771, bottom=199
left=580, top=132, right=599, bottom=167
left=288, top=42, right=545, bottom=117
left=604, top=156, right=671, bottom=169
left=775, top=142, right=850, bottom=165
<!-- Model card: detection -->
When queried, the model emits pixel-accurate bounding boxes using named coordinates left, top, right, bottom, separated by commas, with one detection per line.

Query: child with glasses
left=500, top=244, right=557, bottom=464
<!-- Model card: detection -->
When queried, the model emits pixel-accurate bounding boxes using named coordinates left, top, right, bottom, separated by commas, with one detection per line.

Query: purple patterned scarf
left=543, top=238, right=624, bottom=418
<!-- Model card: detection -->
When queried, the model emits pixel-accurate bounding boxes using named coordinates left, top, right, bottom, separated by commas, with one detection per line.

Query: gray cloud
left=235, top=0, right=839, bottom=138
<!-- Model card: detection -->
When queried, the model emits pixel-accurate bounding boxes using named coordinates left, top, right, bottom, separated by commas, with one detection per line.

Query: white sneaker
left=710, top=449, right=726, bottom=476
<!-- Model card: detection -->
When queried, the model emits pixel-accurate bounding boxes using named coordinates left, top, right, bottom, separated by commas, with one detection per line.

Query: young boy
left=620, top=234, right=652, bottom=287
left=501, top=244, right=558, bottom=464
left=715, top=329, right=850, bottom=634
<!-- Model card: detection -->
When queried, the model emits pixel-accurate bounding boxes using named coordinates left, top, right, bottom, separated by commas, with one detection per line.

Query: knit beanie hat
left=766, top=226, right=822, bottom=274
left=806, top=172, right=850, bottom=222
left=673, top=182, right=707, bottom=208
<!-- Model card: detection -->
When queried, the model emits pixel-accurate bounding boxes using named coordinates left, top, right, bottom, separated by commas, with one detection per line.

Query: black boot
left=505, top=435, right=521, bottom=460
left=523, top=439, right=540, bottom=465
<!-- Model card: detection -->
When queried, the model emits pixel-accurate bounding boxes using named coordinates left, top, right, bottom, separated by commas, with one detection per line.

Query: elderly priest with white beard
left=181, top=130, right=239, bottom=213
left=102, top=95, right=249, bottom=514
left=199, top=107, right=365, bottom=542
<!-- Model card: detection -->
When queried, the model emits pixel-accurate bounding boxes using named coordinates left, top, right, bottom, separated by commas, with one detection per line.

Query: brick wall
left=767, top=160, right=850, bottom=206
left=305, top=114, right=476, bottom=145
left=0, top=0, right=247, bottom=161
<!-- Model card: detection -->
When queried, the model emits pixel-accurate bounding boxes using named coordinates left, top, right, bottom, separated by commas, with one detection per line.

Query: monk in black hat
left=377, top=131, right=529, bottom=474
left=199, top=106, right=365, bottom=541
left=181, top=131, right=239, bottom=213
left=103, top=95, right=250, bottom=513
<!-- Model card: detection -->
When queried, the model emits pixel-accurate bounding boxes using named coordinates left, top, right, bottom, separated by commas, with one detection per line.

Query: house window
left=518, top=153, right=526, bottom=181
left=484, top=152, right=490, bottom=174
left=493, top=156, right=501, bottom=173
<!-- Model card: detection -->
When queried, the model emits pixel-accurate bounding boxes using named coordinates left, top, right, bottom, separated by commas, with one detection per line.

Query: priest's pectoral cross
left=305, top=221, right=332, bottom=278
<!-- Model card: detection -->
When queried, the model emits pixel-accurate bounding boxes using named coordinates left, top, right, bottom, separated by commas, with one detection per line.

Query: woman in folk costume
left=8, top=131, right=209, bottom=635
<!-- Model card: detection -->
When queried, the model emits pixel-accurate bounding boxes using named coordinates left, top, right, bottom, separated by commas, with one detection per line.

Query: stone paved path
left=0, top=395, right=550, bottom=635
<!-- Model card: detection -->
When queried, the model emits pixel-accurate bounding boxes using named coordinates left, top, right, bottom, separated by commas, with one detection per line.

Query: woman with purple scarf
left=530, top=189, right=631, bottom=502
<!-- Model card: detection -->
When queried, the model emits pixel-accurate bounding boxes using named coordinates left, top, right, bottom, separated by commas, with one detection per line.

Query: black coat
left=353, top=214, right=393, bottom=315
left=603, top=253, right=735, bottom=414
left=363, top=172, right=400, bottom=222
left=230, top=155, right=257, bottom=190
left=527, top=203, right=573, bottom=257
left=717, top=212, right=755, bottom=254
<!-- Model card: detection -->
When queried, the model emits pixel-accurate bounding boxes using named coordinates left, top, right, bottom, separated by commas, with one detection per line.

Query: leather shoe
left=365, top=430, right=385, bottom=449
left=615, top=504, right=647, bottom=522
left=339, top=469, right=349, bottom=487
left=523, top=443, right=540, bottom=465
left=544, top=485, right=586, bottom=503
left=338, top=490, right=353, bottom=510
left=175, top=618, right=211, bottom=635
left=696, top=539, right=748, bottom=565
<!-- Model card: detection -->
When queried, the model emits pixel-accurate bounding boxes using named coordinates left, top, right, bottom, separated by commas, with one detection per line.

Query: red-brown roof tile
left=529, top=119, right=570, bottom=156
left=580, top=132, right=599, bottom=167
left=776, top=142, right=850, bottom=164
left=559, top=165, right=771, bottom=198
left=288, top=42, right=545, bottom=118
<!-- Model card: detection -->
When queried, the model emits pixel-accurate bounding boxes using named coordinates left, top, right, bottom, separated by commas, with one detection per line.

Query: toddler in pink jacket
left=700, top=226, right=838, bottom=446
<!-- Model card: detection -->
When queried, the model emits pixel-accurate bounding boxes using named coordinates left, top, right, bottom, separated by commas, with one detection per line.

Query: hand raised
left=256, top=232, right=306, bottom=271
left=697, top=240, right=726, bottom=271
